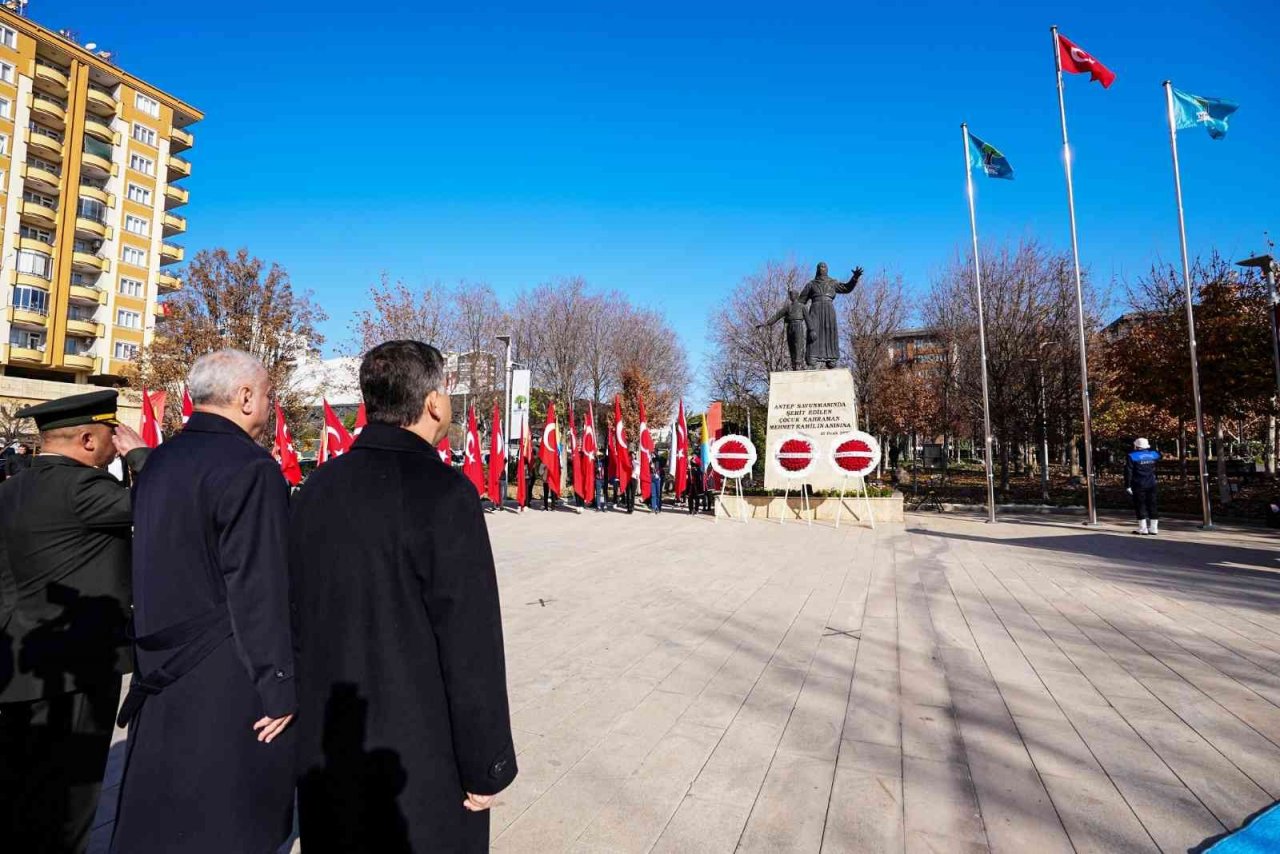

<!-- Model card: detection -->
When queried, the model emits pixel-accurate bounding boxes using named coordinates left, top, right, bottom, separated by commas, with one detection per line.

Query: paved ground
left=94, top=507, right=1280, bottom=852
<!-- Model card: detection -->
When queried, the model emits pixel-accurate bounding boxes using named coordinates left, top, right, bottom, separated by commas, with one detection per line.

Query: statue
left=757, top=288, right=810, bottom=371
left=799, top=262, right=862, bottom=369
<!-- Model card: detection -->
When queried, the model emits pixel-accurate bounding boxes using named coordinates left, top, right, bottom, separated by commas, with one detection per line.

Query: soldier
left=0, top=390, right=149, bottom=853
left=1124, top=437, right=1161, bottom=535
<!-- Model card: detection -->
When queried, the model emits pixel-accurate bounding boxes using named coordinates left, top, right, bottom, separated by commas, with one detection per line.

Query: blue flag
left=1171, top=88, right=1238, bottom=140
left=967, top=130, right=1014, bottom=180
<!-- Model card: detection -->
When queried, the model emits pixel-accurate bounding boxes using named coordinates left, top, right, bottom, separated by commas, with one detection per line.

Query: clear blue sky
left=46, top=0, right=1280, bottom=399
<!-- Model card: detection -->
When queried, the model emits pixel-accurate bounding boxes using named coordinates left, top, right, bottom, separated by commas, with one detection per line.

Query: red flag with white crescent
left=348, top=402, right=367, bottom=451
left=140, top=389, right=163, bottom=448
left=462, top=406, right=485, bottom=496
left=637, top=395, right=655, bottom=501
left=1057, top=32, right=1115, bottom=88
left=539, top=401, right=562, bottom=497
left=612, top=395, right=632, bottom=493
left=437, top=435, right=452, bottom=465
left=579, top=405, right=596, bottom=505
left=181, top=387, right=193, bottom=426
left=319, top=400, right=352, bottom=465
left=674, top=399, right=688, bottom=498
left=488, top=400, right=504, bottom=505
left=567, top=412, right=582, bottom=500
left=274, top=403, right=303, bottom=486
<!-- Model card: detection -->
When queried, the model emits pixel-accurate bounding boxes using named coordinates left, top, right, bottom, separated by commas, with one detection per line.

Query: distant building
left=445, top=349, right=500, bottom=397
left=887, top=327, right=950, bottom=372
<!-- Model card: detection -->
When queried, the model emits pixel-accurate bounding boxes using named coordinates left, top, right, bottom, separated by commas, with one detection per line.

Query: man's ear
left=424, top=390, right=440, bottom=423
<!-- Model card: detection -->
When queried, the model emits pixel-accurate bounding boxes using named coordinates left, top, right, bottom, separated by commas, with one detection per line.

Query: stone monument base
left=763, top=369, right=859, bottom=493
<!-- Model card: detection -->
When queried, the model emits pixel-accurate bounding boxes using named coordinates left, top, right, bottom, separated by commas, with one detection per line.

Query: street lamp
left=496, top=334, right=513, bottom=511
left=1032, top=341, right=1057, bottom=504
left=1237, top=254, right=1280, bottom=475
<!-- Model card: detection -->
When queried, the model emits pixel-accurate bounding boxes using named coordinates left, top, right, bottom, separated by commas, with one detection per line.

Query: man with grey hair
left=112, top=349, right=298, bottom=854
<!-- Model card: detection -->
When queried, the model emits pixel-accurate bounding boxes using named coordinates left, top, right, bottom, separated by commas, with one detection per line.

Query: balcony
left=152, top=303, right=171, bottom=322
left=25, top=126, right=63, bottom=160
left=157, top=272, right=182, bottom=292
left=85, top=84, right=118, bottom=116
left=79, top=184, right=110, bottom=206
left=75, top=217, right=108, bottom=240
left=170, top=126, right=194, bottom=151
left=81, top=150, right=112, bottom=178
left=166, top=154, right=191, bottom=181
left=34, top=60, right=69, bottom=93
left=64, top=352, right=100, bottom=372
left=16, top=271, right=52, bottom=290
left=66, top=317, right=104, bottom=338
left=163, top=211, right=187, bottom=236
left=4, top=344, right=47, bottom=365
left=72, top=252, right=109, bottom=274
left=8, top=306, right=49, bottom=328
left=20, top=199, right=58, bottom=226
left=30, top=94, right=67, bottom=128
left=69, top=283, right=107, bottom=305
left=160, top=242, right=184, bottom=265
left=83, top=116, right=115, bottom=144
left=23, top=162, right=61, bottom=193
left=164, top=184, right=189, bottom=208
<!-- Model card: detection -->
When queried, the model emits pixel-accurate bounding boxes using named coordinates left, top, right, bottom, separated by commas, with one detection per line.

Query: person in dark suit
left=688, top=455, right=705, bottom=514
left=112, top=350, right=297, bottom=854
left=291, top=340, right=517, bottom=853
left=5, top=442, right=32, bottom=480
left=0, top=390, right=148, bottom=853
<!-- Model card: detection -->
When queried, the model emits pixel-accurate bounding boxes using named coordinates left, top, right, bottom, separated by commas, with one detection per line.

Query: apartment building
left=0, top=7, right=201, bottom=383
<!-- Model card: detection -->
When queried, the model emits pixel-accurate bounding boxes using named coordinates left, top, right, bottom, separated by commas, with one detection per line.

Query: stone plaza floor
left=93, top=507, right=1280, bottom=852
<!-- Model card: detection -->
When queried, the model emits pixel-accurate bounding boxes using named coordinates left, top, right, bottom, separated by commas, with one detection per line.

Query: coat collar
left=32, top=453, right=87, bottom=469
left=351, top=422, right=437, bottom=455
left=183, top=411, right=259, bottom=446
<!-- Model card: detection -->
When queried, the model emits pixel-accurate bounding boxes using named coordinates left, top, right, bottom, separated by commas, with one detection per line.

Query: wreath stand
left=834, top=475, right=876, bottom=530
left=779, top=481, right=811, bottom=526
left=715, top=476, right=748, bottom=524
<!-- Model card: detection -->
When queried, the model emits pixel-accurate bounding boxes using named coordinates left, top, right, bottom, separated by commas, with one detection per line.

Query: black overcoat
left=290, top=423, right=517, bottom=854
left=112, top=413, right=296, bottom=854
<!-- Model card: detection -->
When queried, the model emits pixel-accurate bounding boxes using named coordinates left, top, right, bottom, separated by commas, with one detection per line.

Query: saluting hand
left=463, top=793, right=495, bottom=812
left=113, top=423, right=147, bottom=457
left=253, top=713, right=294, bottom=743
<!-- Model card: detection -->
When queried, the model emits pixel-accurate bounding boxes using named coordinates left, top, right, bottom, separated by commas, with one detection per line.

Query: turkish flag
left=462, top=406, right=485, bottom=496
left=1057, top=33, right=1115, bottom=88
left=612, top=395, right=632, bottom=493
left=319, top=400, right=352, bottom=465
left=580, top=405, right=597, bottom=505
left=140, top=389, right=164, bottom=448
left=488, top=401, right=505, bottom=506
left=539, top=401, right=562, bottom=497
left=674, top=399, right=689, bottom=498
left=437, top=435, right=452, bottom=464
left=274, top=403, right=303, bottom=486
left=637, top=396, right=655, bottom=501
left=349, top=402, right=367, bottom=450
left=517, top=416, right=531, bottom=508
left=181, top=387, right=193, bottom=426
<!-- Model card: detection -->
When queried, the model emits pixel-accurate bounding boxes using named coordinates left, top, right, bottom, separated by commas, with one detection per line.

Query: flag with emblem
left=580, top=405, right=597, bottom=505
left=463, top=406, right=485, bottom=496
left=274, top=403, right=303, bottom=486
left=1056, top=33, right=1115, bottom=88
left=967, top=130, right=1014, bottom=180
left=637, top=396, right=655, bottom=501
left=1171, top=88, right=1238, bottom=140
left=488, top=401, right=505, bottom=506
left=540, top=401, right=562, bottom=497
left=319, top=400, right=352, bottom=465
left=437, top=435, right=452, bottom=465
left=348, top=402, right=367, bottom=450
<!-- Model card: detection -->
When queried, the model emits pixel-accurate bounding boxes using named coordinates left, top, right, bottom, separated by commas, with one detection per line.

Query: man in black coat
left=0, top=390, right=148, bottom=853
left=291, top=340, right=517, bottom=854
left=112, top=350, right=297, bottom=854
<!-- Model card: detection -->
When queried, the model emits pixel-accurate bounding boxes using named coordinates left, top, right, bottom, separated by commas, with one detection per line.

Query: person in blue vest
left=1124, top=437, right=1161, bottom=535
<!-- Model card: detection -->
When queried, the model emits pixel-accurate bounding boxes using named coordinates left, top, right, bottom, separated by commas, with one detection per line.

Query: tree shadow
left=297, top=683, right=411, bottom=854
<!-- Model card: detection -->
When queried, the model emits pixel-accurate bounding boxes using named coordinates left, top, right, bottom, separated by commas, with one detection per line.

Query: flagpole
left=1163, top=80, right=1213, bottom=529
left=1050, top=25, right=1099, bottom=526
left=961, top=122, right=997, bottom=524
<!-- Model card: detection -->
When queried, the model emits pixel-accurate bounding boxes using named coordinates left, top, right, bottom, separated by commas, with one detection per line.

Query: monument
left=757, top=261, right=866, bottom=491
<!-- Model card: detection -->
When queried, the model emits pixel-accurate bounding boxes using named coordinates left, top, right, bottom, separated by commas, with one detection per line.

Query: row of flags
left=139, top=387, right=719, bottom=502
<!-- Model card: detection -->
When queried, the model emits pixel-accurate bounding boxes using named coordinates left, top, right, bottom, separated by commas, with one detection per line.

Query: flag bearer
left=1124, top=438, right=1161, bottom=535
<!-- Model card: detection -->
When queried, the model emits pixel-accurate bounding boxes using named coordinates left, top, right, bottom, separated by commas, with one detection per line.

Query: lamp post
left=1237, top=253, right=1280, bottom=474
left=1032, top=341, right=1057, bottom=503
left=496, top=334, right=513, bottom=510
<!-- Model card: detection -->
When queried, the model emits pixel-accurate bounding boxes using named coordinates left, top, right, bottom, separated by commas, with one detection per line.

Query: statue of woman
left=799, top=262, right=862, bottom=369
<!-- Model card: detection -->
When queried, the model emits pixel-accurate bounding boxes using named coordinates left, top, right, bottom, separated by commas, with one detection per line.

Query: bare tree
left=449, top=280, right=507, bottom=413
left=348, top=273, right=453, bottom=355
left=841, top=269, right=908, bottom=430
left=706, top=260, right=806, bottom=408
left=513, top=277, right=591, bottom=413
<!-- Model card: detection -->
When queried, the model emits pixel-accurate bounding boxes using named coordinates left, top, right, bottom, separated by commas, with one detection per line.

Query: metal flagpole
left=1050, top=26, right=1099, bottom=526
left=961, top=122, right=998, bottom=523
left=1163, top=80, right=1213, bottom=528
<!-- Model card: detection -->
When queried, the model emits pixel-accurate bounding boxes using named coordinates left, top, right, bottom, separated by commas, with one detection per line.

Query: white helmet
left=1134, top=438, right=1150, bottom=450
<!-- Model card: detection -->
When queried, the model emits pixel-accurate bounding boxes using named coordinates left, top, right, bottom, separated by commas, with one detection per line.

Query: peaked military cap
left=17, top=389, right=120, bottom=431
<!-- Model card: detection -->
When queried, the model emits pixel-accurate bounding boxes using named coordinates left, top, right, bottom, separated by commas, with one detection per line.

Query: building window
left=22, top=190, right=56, bottom=208
left=19, top=226, right=53, bottom=244
left=73, top=238, right=101, bottom=254
left=124, top=214, right=149, bottom=236
left=15, top=250, right=52, bottom=279
left=77, top=197, right=107, bottom=224
left=0, top=134, right=7, bottom=156
left=0, top=27, right=15, bottom=49
left=116, top=309, right=141, bottom=329
left=121, top=246, right=147, bottom=268
left=127, top=183, right=152, bottom=205
left=131, top=123, right=157, bottom=147
left=65, top=337, right=94, bottom=356
left=0, top=98, right=11, bottom=119
left=10, top=330, right=45, bottom=351
left=12, top=285, right=49, bottom=314
left=28, top=156, right=58, bottom=175
left=135, top=93, right=160, bottom=118
left=0, top=62, right=11, bottom=84
left=129, top=153, right=154, bottom=176
left=114, top=341, right=140, bottom=360
left=67, top=304, right=96, bottom=322
left=119, top=277, right=144, bottom=298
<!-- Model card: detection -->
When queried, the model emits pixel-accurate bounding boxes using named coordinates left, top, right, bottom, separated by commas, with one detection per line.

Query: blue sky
left=47, top=0, right=1279, bottom=398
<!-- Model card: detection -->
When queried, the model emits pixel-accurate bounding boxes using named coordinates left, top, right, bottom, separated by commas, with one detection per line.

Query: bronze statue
left=799, top=262, right=862, bottom=369
left=757, top=288, right=810, bottom=371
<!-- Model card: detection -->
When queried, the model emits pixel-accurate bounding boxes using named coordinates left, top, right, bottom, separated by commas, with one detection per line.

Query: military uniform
left=0, top=390, right=148, bottom=854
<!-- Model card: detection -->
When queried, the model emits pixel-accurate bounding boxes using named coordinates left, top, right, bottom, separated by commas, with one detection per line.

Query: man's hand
left=253, top=714, right=294, bottom=743
left=112, top=423, right=147, bottom=457
left=463, top=793, right=495, bottom=812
